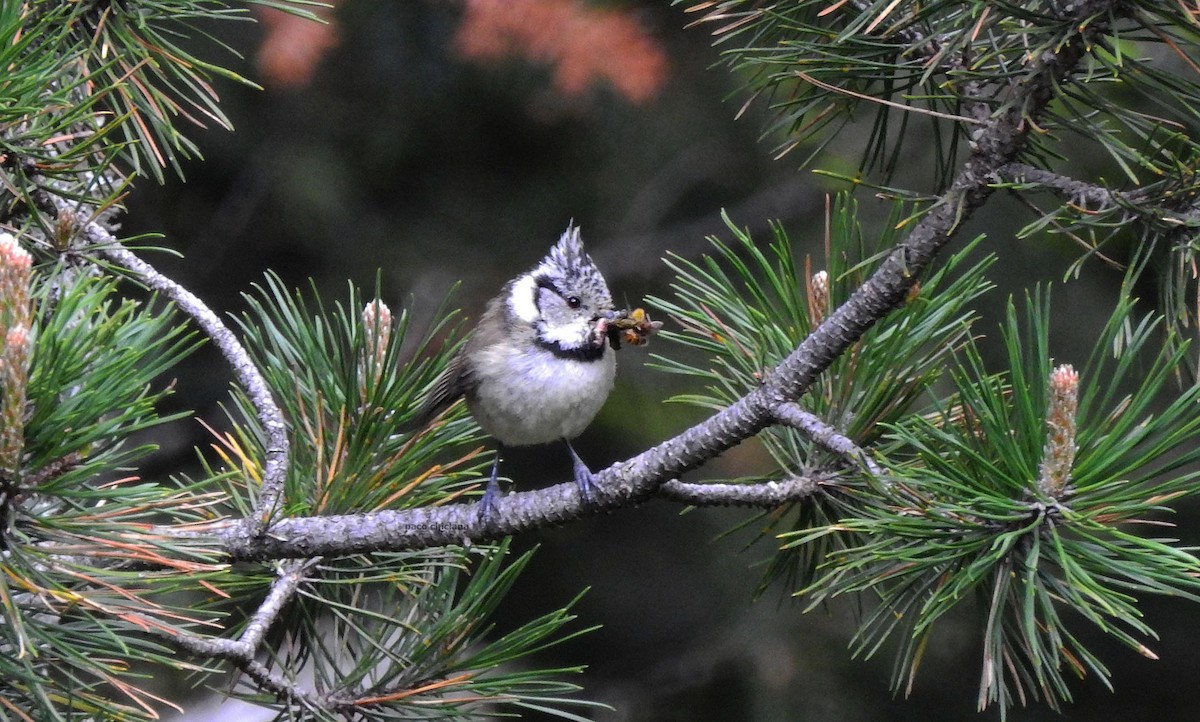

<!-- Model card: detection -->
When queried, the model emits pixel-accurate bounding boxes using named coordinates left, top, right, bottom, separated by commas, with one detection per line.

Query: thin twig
left=240, top=558, right=320, bottom=650
left=79, top=223, right=290, bottom=539
left=162, top=558, right=316, bottom=659
left=772, top=402, right=880, bottom=475
left=656, top=475, right=821, bottom=507
left=236, top=657, right=326, bottom=711
left=998, top=162, right=1200, bottom=226
left=999, top=163, right=1133, bottom=208
left=157, top=559, right=322, bottom=708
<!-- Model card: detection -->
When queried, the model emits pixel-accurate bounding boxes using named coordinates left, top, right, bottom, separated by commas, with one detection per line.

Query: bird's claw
left=574, top=466, right=597, bottom=504
left=476, top=479, right=500, bottom=524
left=477, top=449, right=504, bottom=524
left=565, top=440, right=598, bottom=505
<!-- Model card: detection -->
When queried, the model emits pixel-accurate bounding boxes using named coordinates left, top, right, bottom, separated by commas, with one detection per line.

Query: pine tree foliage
left=236, top=541, right=603, bottom=721
left=5, top=0, right=1200, bottom=719
left=2, top=3, right=597, bottom=720
left=650, top=197, right=994, bottom=592
left=696, top=0, right=1200, bottom=335
left=227, top=276, right=484, bottom=517
left=672, top=0, right=1200, bottom=716
left=791, top=292, right=1200, bottom=711
left=0, top=271, right=203, bottom=720
left=649, top=196, right=1200, bottom=710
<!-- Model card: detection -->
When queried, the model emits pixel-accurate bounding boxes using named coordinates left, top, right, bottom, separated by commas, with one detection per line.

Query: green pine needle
left=244, top=541, right=603, bottom=720
left=651, top=194, right=994, bottom=594
left=226, top=274, right=487, bottom=517
left=788, top=289, right=1200, bottom=716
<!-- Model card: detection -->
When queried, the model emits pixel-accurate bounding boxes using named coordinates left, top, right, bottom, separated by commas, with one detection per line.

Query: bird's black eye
left=566, top=296, right=581, bottom=309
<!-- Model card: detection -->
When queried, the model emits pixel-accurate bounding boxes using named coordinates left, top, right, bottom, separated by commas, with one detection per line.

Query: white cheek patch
left=508, top=273, right=540, bottom=324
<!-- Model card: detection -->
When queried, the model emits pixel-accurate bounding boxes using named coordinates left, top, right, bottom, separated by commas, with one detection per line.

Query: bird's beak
left=592, top=316, right=610, bottom=348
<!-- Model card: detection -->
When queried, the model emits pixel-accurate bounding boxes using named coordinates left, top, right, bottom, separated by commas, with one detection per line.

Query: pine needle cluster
left=2, top=3, right=598, bottom=720
left=7, top=0, right=1200, bottom=719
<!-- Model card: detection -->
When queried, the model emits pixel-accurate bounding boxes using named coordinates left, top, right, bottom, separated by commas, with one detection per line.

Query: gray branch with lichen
left=9, top=0, right=1187, bottom=714
left=110, top=0, right=1117, bottom=568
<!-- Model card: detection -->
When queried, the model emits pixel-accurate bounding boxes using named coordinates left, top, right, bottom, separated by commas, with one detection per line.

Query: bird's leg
left=564, top=439, right=597, bottom=504
left=478, top=446, right=504, bottom=522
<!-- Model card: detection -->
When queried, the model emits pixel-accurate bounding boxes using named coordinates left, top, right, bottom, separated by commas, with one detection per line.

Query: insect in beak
left=606, top=307, right=663, bottom=350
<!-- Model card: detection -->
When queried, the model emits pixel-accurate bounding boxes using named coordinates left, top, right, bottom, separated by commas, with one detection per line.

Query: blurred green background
left=125, top=3, right=1200, bottom=720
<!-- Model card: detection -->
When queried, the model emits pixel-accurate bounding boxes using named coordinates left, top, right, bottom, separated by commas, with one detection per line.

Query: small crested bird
left=418, top=225, right=617, bottom=519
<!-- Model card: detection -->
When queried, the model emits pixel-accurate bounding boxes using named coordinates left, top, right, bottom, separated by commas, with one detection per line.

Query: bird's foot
left=476, top=448, right=503, bottom=524
left=565, top=440, right=598, bottom=505
left=476, top=477, right=501, bottom=524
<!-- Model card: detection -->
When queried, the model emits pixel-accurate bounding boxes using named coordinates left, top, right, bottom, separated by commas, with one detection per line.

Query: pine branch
left=161, top=559, right=328, bottom=710
left=209, top=0, right=1118, bottom=563
left=773, top=401, right=880, bottom=475
left=1000, top=162, right=1141, bottom=208
left=77, top=220, right=291, bottom=539
left=998, top=162, right=1200, bottom=227
left=655, top=474, right=822, bottom=507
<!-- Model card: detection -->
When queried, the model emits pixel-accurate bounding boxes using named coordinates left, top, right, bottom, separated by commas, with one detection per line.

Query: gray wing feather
left=412, top=289, right=512, bottom=428
left=413, top=352, right=471, bottom=428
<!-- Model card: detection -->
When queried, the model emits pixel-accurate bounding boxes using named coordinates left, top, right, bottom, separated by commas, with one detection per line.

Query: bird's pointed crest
left=545, top=222, right=587, bottom=272
left=522, top=222, right=613, bottom=316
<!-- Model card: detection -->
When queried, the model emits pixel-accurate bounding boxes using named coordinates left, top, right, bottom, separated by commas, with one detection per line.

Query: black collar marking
left=534, top=334, right=606, bottom=362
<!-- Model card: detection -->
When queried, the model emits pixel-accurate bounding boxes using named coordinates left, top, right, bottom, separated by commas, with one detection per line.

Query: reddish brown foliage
left=454, top=0, right=668, bottom=103
left=252, top=1, right=667, bottom=102
left=255, top=5, right=341, bottom=89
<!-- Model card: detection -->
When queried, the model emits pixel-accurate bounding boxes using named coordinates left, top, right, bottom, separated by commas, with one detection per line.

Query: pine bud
left=809, top=270, right=829, bottom=329
left=1037, top=364, right=1079, bottom=499
left=0, top=234, right=32, bottom=476
left=360, top=300, right=393, bottom=398
left=0, top=233, right=32, bottom=331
